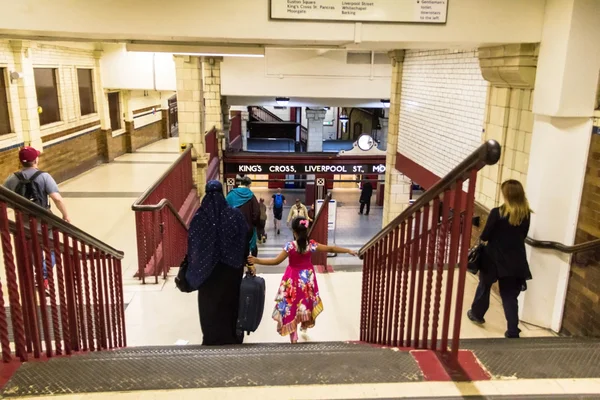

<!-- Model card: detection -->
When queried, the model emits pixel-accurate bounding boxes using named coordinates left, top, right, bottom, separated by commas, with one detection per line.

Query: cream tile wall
left=30, top=43, right=100, bottom=137
left=397, top=49, right=488, bottom=179
left=0, top=41, right=24, bottom=149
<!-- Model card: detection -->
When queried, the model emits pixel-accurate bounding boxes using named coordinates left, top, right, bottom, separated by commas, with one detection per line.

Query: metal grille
left=2, top=342, right=422, bottom=396
left=461, top=338, right=600, bottom=379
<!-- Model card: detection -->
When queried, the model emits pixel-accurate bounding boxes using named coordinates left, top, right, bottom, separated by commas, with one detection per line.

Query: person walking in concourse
left=227, top=176, right=260, bottom=256
left=186, top=180, right=249, bottom=345
left=249, top=217, right=357, bottom=343
left=270, top=188, right=286, bottom=235
left=467, top=180, right=533, bottom=339
left=258, top=198, right=268, bottom=243
left=287, top=199, right=309, bottom=227
left=359, top=179, right=373, bottom=215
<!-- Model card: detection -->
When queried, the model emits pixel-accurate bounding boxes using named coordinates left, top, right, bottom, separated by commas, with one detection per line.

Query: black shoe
left=504, top=329, right=521, bottom=339
left=467, top=310, right=485, bottom=324
left=277, top=230, right=280, bottom=235
left=358, top=212, right=363, bottom=215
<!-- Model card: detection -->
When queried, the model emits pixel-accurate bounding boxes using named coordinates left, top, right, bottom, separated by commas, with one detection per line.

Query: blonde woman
left=467, top=180, right=533, bottom=338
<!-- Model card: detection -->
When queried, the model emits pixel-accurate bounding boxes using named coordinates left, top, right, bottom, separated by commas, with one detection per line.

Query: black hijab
left=185, top=180, right=248, bottom=289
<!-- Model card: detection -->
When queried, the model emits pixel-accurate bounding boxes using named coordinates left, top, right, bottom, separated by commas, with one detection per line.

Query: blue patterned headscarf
left=185, top=180, right=249, bottom=290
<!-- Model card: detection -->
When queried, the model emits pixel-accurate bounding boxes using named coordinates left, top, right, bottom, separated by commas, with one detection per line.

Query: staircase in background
left=248, top=106, right=309, bottom=143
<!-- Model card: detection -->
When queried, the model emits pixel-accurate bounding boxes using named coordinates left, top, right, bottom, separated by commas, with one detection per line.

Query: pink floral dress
left=272, top=240, right=323, bottom=336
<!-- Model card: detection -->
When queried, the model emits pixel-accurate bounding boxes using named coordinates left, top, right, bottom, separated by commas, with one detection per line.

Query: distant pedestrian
left=270, top=188, right=286, bottom=235
left=287, top=199, right=309, bottom=227
left=467, top=180, right=533, bottom=339
left=258, top=198, right=268, bottom=244
left=226, top=176, right=260, bottom=257
left=359, top=180, right=373, bottom=215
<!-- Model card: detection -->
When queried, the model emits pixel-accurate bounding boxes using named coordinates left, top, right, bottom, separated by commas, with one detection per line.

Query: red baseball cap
left=19, top=146, right=40, bottom=163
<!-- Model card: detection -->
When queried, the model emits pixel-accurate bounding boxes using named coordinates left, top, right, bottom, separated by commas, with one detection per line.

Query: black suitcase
left=237, top=270, right=265, bottom=334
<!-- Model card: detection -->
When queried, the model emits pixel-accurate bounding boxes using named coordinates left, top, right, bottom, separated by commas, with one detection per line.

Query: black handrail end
left=483, top=140, right=501, bottom=166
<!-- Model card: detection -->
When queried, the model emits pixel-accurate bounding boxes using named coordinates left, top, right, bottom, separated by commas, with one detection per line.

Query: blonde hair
left=499, top=180, right=532, bottom=226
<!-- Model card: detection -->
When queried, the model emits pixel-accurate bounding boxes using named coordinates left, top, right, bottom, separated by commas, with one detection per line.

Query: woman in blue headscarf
left=226, top=175, right=260, bottom=256
left=186, top=180, right=250, bottom=345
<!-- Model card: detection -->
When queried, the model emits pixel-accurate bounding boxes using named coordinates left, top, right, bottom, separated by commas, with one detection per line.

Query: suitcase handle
left=245, top=263, right=256, bottom=276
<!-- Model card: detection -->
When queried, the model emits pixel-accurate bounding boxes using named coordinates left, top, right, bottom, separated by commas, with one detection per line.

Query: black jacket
left=480, top=207, right=532, bottom=284
left=360, top=182, right=373, bottom=203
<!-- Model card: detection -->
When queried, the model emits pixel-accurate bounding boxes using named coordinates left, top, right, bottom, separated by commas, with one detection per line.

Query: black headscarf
left=185, top=180, right=248, bottom=289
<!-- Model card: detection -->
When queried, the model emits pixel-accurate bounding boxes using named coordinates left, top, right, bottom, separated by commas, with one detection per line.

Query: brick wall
left=41, top=128, right=106, bottom=183
left=131, top=120, right=163, bottom=151
left=104, top=130, right=127, bottom=161
left=397, top=49, right=488, bottom=180
left=0, top=145, right=23, bottom=183
left=561, top=130, right=600, bottom=337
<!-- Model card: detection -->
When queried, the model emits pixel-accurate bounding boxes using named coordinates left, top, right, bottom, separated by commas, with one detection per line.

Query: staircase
left=248, top=106, right=309, bottom=143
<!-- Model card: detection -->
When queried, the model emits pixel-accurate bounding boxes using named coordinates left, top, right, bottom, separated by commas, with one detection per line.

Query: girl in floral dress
left=248, top=217, right=357, bottom=343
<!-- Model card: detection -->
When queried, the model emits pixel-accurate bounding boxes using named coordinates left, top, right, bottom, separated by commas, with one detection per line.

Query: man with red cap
left=3, top=146, right=70, bottom=222
left=4, top=146, right=70, bottom=292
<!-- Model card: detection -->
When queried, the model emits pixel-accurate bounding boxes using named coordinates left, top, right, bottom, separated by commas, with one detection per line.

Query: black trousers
left=198, top=263, right=244, bottom=345
left=359, top=201, right=371, bottom=215
left=471, top=277, right=522, bottom=336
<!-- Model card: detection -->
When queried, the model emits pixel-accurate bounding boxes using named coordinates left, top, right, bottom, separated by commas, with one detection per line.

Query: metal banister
left=0, top=186, right=123, bottom=259
left=525, top=237, right=600, bottom=254
left=359, top=140, right=501, bottom=256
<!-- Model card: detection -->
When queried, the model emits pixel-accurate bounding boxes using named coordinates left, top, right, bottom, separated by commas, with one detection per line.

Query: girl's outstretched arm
left=315, top=243, right=357, bottom=256
left=248, top=250, right=288, bottom=266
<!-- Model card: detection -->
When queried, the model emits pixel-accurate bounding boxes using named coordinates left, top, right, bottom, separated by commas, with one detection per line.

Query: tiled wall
left=0, top=40, right=170, bottom=184
left=31, top=43, right=100, bottom=140
left=561, top=127, right=600, bottom=337
left=397, top=49, right=488, bottom=180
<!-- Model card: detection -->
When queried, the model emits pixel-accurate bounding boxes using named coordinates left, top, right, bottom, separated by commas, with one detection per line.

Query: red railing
left=132, top=146, right=198, bottom=283
left=358, top=140, right=501, bottom=362
left=0, top=186, right=126, bottom=363
left=308, top=193, right=331, bottom=268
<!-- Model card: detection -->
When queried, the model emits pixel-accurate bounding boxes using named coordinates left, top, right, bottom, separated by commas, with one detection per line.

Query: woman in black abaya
left=185, top=180, right=249, bottom=345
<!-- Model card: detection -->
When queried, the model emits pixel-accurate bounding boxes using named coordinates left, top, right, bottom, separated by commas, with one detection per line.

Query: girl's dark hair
left=292, top=217, right=309, bottom=254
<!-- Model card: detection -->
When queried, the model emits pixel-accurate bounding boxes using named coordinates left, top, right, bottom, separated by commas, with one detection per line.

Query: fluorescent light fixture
left=276, top=97, right=290, bottom=106
left=126, top=43, right=265, bottom=58
left=173, top=52, right=264, bottom=58
left=380, top=99, right=391, bottom=108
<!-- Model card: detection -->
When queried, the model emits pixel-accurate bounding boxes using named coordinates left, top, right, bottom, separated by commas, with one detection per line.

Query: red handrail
left=0, top=185, right=125, bottom=363
left=132, top=146, right=198, bottom=283
left=358, top=140, right=501, bottom=362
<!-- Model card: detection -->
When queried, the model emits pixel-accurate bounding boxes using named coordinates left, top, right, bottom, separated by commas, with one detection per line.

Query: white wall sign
left=270, top=0, right=448, bottom=24
left=316, top=199, right=338, bottom=231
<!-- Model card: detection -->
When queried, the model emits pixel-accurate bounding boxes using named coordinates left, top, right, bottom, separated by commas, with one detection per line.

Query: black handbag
left=467, top=242, right=485, bottom=275
left=175, top=256, right=194, bottom=293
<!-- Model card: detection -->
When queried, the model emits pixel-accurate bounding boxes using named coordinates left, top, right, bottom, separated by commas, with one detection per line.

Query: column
left=174, top=55, right=207, bottom=196
left=92, top=49, right=115, bottom=161
left=476, top=43, right=538, bottom=210
left=378, top=116, right=389, bottom=151
left=382, top=50, right=412, bottom=227
left=202, top=57, right=223, bottom=132
left=10, top=40, right=42, bottom=150
left=241, top=110, right=249, bottom=151
left=306, top=109, right=326, bottom=152
left=522, top=0, right=600, bottom=332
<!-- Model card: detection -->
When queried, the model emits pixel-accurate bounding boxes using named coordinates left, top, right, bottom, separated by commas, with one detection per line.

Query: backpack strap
left=30, top=171, right=44, bottom=181
left=14, top=171, right=26, bottom=182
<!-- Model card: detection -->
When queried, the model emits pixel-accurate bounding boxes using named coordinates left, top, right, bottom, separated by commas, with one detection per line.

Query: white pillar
left=521, top=0, right=600, bottom=332
left=306, top=109, right=327, bottom=152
